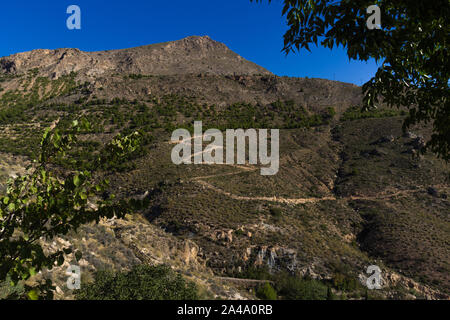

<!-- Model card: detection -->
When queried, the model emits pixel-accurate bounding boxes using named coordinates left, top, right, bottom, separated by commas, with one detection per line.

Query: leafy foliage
left=256, top=282, right=277, bottom=300
left=332, top=272, right=361, bottom=292
left=254, top=0, right=449, bottom=160
left=75, top=264, right=198, bottom=300
left=232, top=267, right=331, bottom=300
left=0, top=119, right=147, bottom=299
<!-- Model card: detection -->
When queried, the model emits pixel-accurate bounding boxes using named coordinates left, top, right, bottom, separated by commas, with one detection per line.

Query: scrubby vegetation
left=341, top=105, right=404, bottom=121
left=232, top=267, right=365, bottom=300
left=0, top=71, right=448, bottom=300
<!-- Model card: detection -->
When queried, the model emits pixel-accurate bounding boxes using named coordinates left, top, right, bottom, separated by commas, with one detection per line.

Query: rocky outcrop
left=210, top=229, right=234, bottom=244
left=30, top=217, right=254, bottom=300
left=358, top=270, right=450, bottom=300
left=243, top=245, right=302, bottom=272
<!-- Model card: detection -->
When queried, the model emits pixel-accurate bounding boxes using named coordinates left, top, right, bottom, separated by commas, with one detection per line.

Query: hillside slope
left=0, top=37, right=448, bottom=300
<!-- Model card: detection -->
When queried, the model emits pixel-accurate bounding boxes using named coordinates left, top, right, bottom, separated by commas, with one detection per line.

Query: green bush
left=277, top=275, right=328, bottom=300
left=256, top=282, right=277, bottom=300
left=75, top=265, right=198, bottom=300
left=332, top=273, right=361, bottom=292
left=234, top=267, right=335, bottom=300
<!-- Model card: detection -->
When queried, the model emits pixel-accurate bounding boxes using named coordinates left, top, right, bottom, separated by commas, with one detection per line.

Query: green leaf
left=28, top=289, right=39, bottom=300
left=74, top=175, right=81, bottom=187
left=7, top=203, right=15, bottom=211
left=29, top=267, right=37, bottom=277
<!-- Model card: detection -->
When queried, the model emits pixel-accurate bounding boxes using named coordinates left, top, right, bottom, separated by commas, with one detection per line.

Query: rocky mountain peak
left=0, top=36, right=272, bottom=79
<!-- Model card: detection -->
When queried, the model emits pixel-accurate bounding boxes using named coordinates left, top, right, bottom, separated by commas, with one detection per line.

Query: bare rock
left=0, top=36, right=272, bottom=81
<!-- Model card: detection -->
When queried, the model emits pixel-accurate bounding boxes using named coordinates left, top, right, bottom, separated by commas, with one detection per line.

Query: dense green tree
left=0, top=119, right=146, bottom=299
left=254, top=0, right=449, bottom=159
left=75, top=265, right=198, bottom=300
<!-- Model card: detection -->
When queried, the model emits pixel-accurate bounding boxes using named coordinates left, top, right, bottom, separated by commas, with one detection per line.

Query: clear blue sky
left=1, top=0, right=379, bottom=85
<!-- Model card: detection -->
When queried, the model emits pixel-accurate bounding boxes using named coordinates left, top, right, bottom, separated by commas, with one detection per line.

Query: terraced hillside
left=0, top=37, right=448, bottom=300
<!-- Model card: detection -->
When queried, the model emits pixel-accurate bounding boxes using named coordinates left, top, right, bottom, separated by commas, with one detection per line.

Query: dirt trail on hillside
left=191, top=164, right=446, bottom=205
left=196, top=179, right=337, bottom=204
left=170, top=138, right=448, bottom=204
left=191, top=163, right=336, bottom=204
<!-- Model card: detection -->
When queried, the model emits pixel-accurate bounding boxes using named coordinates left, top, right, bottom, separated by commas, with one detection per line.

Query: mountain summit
left=0, top=36, right=272, bottom=79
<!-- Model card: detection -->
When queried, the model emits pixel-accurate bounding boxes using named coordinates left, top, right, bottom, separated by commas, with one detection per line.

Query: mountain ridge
left=0, top=35, right=272, bottom=79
